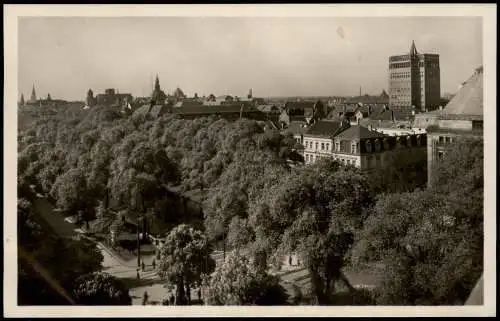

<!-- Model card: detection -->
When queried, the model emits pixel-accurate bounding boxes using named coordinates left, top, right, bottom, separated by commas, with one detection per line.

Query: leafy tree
left=50, top=168, right=97, bottom=228
left=355, top=137, right=483, bottom=305
left=248, top=158, right=373, bottom=304
left=157, top=224, right=215, bottom=305
left=73, top=272, right=132, bottom=305
left=367, top=148, right=427, bottom=193
left=202, top=251, right=288, bottom=305
left=226, top=216, right=253, bottom=250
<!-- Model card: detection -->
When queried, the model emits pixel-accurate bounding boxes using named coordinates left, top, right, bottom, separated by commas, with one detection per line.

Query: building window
left=396, top=137, right=403, bottom=148
left=383, top=139, right=390, bottom=150
left=326, top=143, right=330, bottom=151
left=315, top=142, right=319, bottom=150
left=374, top=139, right=381, bottom=152
left=438, top=151, right=445, bottom=161
left=472, top=120, right=483, bottom=130
left=445, top=136, right=451, bottom=144
left=438, top=136, right=444, bottom=144
left=321, top=142, right=325, bottom=150
left=351, top=142, right=357, bottom=154
left=365, top=141, right=372, bottom=153
left=335, top=142, right=340, bottom=152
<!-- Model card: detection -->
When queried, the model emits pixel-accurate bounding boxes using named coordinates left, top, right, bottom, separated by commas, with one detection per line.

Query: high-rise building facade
left=388, top=41, right=441, bottom=116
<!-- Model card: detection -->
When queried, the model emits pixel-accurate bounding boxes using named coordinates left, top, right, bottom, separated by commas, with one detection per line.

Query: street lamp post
left=137, top=216, right=141, bottom=268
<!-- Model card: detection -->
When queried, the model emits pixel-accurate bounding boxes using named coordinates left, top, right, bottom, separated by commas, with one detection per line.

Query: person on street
left=137, top=269, right=140, bottom=280
left=142, top=261, right=145, bottom=272
left=152, top=259, right=156, bottom=270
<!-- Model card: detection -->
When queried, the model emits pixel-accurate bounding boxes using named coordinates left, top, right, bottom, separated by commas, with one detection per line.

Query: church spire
left=30, top=83, right=37, bottom=102
left=154, top=74, right=161, bottom=92
left=410, top=40, right=418, bottom=56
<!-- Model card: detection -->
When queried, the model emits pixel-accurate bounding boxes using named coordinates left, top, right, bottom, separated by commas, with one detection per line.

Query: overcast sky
left=18, top=16, right=482, bottom=101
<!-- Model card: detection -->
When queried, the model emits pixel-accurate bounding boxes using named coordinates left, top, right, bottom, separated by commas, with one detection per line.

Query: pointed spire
left=154, top=74, right=161, bottom=92
left=30, top=83, right=37, bottom=102
left=20, top=93, right=25, bottom=105
left=410, top=40, right=418, bottom=56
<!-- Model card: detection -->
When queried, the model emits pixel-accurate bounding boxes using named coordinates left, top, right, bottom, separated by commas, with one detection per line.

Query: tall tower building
left=30, top=83, right=37, bottom=102
left=388, top=41, right=440, bottom=116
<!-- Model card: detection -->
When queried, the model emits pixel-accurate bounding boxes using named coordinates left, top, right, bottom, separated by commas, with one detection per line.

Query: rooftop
left=336, top=125, right=388, bottom=140
left=416, top=66, right=483, bottom=120
left=284, top=121, right=309, bottom=135
left=172, top=103, right=258, bottom=115
left=441, top=66, right=483, bottom=116
left=304, top=120, right=344, bottom=138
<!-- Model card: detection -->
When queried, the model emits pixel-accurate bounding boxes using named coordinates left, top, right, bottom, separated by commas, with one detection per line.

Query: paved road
left=31, top=195, right=381, bottom=305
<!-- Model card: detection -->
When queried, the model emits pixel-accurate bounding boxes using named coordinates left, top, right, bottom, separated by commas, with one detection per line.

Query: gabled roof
left=370, top=109, right=406, bottom=121
left=172, top=103, right=258, bottom=115
left=132, top=104, right=152, bottom=117
left=335, top=125, right=388, bottom=140
left=284, top=121, right=309, bottom=135
left=150, top=105, right=170, bottom=118
left=285, top=101, right=316, bottom=110
left=305, top=120, right=344, bottom=138
left=442, top=66, right=483, bottom=117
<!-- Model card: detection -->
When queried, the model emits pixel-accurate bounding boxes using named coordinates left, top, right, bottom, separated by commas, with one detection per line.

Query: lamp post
left=137, top=215, right=141, bottom=268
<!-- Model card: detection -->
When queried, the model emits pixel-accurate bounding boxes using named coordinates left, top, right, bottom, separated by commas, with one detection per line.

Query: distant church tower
left=151, top=74, right=167, bottom=105
left=248, top=88, right=253, bottom=99
left=30, top=83, right=37, bottom=102
left=19, top=93, right=25, bottom=106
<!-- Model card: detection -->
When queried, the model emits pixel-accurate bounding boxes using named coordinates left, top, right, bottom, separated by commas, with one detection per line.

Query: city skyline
left=19, top=16, right=482, bottom=101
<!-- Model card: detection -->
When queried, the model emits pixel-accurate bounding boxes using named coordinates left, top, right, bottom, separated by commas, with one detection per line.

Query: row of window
left=306, top=136, right=423, bottom=154
left=390, top=62, right=411, bottom=69
left=304, top=140, right=330, bottom=151
left=304, top=153, right=359, bottom=167
left=390, top=72, right=411, bottom=79
left=437, top=135, right=453, bottom=145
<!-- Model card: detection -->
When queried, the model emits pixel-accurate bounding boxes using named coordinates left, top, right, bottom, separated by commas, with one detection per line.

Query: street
left=31, top=194, right=380, bottom=305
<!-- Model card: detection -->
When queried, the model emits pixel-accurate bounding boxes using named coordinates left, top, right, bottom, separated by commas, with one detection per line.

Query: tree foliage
left=157, top=224, right=215, bottom=305
left=202, top=251, right=288, bottom=305
left=73, top=272, right=132, bottom=305
left=354, top=137, right=484, bottom=305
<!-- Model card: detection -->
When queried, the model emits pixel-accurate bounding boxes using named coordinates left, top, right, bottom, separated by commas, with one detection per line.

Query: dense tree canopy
left=73, top=272, right=132, bottom=305
left=353, top=137, right=484, bottom=305
left=157, top=224, right=215, bottom=305
left=202, top=251, right=288, bottom=305
left=17, top=102, right=483, bottom=306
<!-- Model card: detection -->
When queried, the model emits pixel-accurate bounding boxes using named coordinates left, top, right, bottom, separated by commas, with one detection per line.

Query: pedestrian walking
left=152, top=258, right=156, bottom=270
left=137, top=270, right=140, bottom=280
left=197, top=288, right=201, bottom=302
left=288, top=255, right=292, bottom=266
left=142, top=261, right=145, bottom=272
left=142, top=291, right=149, bottom=305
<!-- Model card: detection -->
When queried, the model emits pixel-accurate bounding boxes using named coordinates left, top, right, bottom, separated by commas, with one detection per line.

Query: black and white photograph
left=4, top=4, right=496, bottom=317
